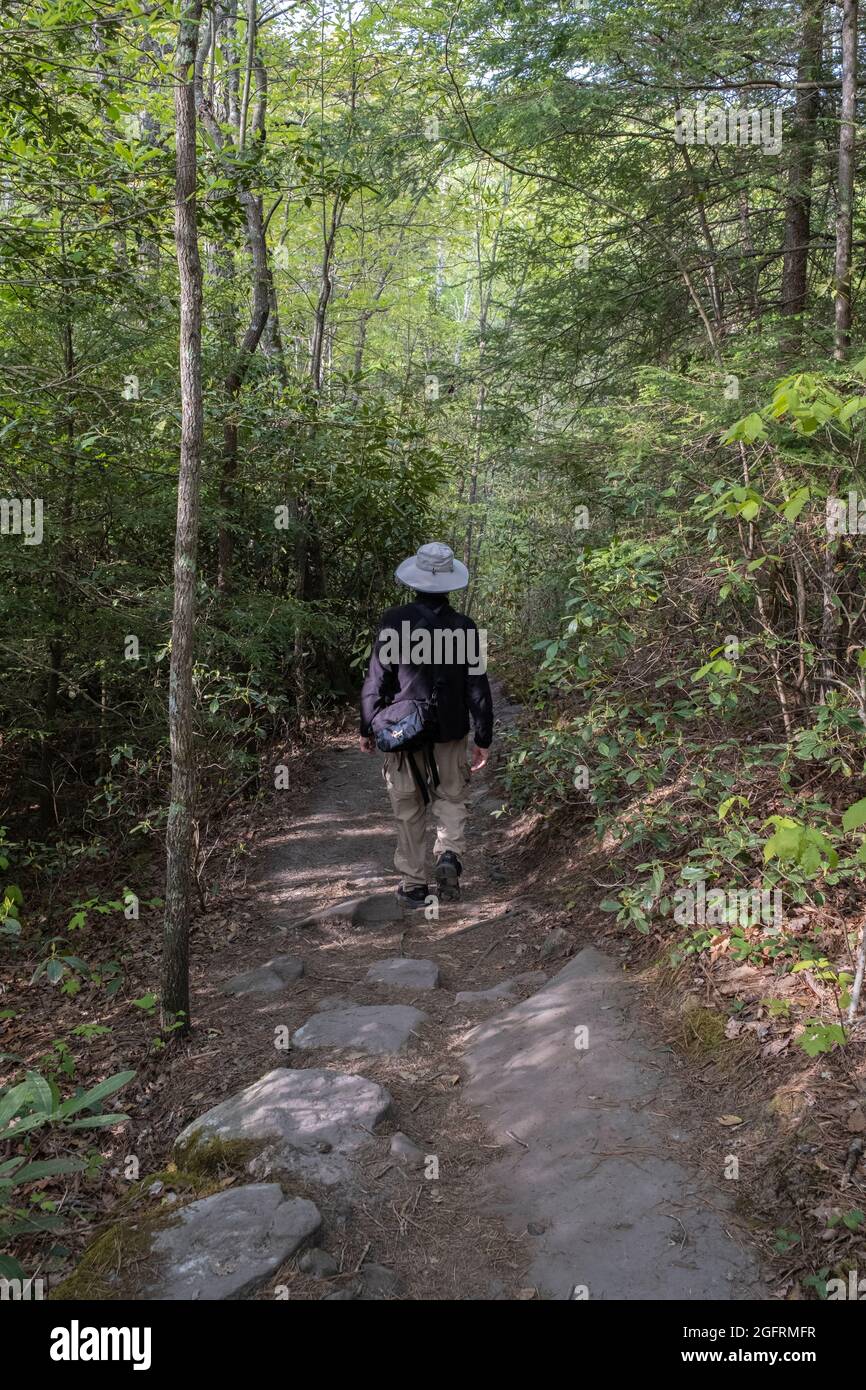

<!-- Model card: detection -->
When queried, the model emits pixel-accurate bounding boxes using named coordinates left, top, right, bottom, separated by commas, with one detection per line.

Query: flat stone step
left=139, top=1185, right=320, bottom=1301
left=290, top=893, right=405, bottom=931
left=175, top=1067, right=392, bottom=1186
left=365, top=958, right=440, bottom=990
left=292, top=1004, right=427, bottom=1056
left=220, top=955, right=304, bottom=996
left=463, top=947, right=763, bottom=1300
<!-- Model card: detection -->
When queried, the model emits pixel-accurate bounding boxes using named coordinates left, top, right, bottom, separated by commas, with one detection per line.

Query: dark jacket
left=359, top=596, right=493, bottom=748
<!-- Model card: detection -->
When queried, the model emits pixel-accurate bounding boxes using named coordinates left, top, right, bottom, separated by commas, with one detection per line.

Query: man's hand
left=470, top=744, right=489, bottom=773
left=359, top=735, right=376, bottom=754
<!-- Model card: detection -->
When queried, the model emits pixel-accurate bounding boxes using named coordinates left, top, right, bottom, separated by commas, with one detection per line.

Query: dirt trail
left=196, top=690, right=763, bottom=1300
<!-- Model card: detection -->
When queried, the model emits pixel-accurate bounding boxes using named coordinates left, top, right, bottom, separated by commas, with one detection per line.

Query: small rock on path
left=365, top=958, right=440, bottom=990
left=220, top=955, right=304, bottom=996
left=140, top=1185, right=320, bottom=1301
left=292, top=1004, right=427, bottom=1056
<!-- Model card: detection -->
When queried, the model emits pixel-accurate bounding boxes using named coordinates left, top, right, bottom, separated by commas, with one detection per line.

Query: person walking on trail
left=359, top=541, right=493, bottom=908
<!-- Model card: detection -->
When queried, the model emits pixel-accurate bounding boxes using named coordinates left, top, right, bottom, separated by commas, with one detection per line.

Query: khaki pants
left=382, top=737, right=470, bottom=888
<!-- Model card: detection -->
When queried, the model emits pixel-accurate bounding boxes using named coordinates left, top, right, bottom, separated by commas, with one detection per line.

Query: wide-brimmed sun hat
left=395, top=541, right=469, bottom=592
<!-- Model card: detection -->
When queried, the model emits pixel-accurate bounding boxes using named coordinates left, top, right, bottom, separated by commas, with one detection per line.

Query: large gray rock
left=455, top=981, right=517, bottom=1006
left=220, top=955, right=304, bottom=996
left=463, top=947, right=763, bottom=1300
left=175, top=1068, right=392, bottom=1186
left=292, top=1005, right=426, bottom=1056
left=365, top=958, right=440, bottom=991
left=140, top=1185, right=320, bottom=1300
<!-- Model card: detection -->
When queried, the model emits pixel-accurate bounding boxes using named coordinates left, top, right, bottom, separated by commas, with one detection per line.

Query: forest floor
left=23, top=687, right=865, bottom=1300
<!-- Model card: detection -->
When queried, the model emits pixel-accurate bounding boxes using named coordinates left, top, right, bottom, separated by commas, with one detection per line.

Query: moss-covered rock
left=50, top=1141, right=260, bottom=1301
left=50, top=1210, right=177, bottom=1301
left=52, top=1183, right=322, bottom=1302
left=172, top=1131, right=263, bottom=1178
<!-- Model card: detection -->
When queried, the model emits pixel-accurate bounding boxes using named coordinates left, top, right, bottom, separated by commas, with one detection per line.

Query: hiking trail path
left=82, top=690, right=765, bottom=1301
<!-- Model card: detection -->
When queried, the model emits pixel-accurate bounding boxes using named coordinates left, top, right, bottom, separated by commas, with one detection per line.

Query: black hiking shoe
left=396, top=883, right=428, bottom=909
left=435, top=851, right=462, bottom=902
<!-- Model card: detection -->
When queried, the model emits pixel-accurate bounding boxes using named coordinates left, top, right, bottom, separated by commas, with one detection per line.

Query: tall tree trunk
left=463, top=176, right=510, bottom=577
left=162, top=0, right=204, bottom=1036
left=40, top=231, right=76, bottom=830
left=217, top=188, right=269, bottom=591
left=818, top=534, right=839, bottom=702
left=310, top=197, right=342, bottom=391
left=834, top=0, right=858, bottom=360
left=781, top=0, right=823, bottom=345
left=197, top=5, right=271, bottom=592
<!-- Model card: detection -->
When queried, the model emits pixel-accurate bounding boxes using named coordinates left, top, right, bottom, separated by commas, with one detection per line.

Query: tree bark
left=781, top=0, right=823, bottom=343
left=216, top=187, right=269, bottom=590
left=834, top=0, right=858, bottom=360
left=162, top=0, right=204, bottom=1036
left=310, top=196, right=342, bottom=391
left=197, top=5, right=272, bottom=592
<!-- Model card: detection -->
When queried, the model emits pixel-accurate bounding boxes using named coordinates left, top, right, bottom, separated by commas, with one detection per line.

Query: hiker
left=359, top=541, right=493, bottom=907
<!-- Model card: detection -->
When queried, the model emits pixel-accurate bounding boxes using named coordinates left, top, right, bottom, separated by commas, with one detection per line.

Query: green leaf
left=25, top=1071, right=54, bottom=1117
left=9, top=1157, right=88, bottom=1182
left=0, top=1081, right=30, bottom=1132
left=781, top=487, right=810, bottom=522
left=0, top=1112, right=52, bottom=1140
left=839, top=397, right=866, bottom=423
left=842, top=797, right=866, bottom=833
left=55, top=1069, right=135, bottom=1119
left=68, top=1112, right=130, bottom=1130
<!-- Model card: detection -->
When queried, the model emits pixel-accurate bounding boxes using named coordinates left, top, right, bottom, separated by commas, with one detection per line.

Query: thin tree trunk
left=310, top=196, right=342, bottom=391
left=834, top=0, right=858, bottom=360
left=463, top=176, right=510, bottom=573
left=782, top=0, right=823, bottom=345
left=40, top=235, right=76, bottom=830
left=818, top=536, right=839, bottom=702
left=848, top=915, right=866, bottom=1023
left=737, top=189, right=761, bottom=320
left=197, top=6, right=271, bottom=592
left=217, top=188, right=269, bottom=590
left=237, top=0, right=256, bottom=150
left=163, top=0, right=204, bottom=1037
left=220, top=0, right=240, bottom=126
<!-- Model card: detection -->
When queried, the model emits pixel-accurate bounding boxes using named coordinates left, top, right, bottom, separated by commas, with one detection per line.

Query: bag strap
left=403, top=746, right=440, bottom=807
left=411, top=600, right=448, bottom=707
left=406, top=749, right=430, bottom=806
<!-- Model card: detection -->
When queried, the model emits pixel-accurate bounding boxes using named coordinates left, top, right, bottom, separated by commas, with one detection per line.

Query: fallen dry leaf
left=717, top=1114, right=745, bottom=1127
